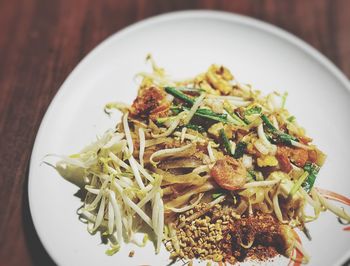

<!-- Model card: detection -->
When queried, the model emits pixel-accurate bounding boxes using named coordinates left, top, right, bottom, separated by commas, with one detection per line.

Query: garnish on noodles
left=54, top=55, right=350, bottom=265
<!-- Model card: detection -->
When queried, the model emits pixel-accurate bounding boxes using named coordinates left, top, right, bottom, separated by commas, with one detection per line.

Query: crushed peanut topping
left=169, top=201, right=283, bottom=264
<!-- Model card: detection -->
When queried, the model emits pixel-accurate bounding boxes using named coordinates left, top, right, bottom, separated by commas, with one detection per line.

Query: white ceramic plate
left=29, top=10, right=350, bottom=266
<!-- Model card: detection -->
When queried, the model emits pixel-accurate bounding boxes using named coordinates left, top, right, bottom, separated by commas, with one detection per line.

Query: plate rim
left=28, top=10, right=350, bottom=266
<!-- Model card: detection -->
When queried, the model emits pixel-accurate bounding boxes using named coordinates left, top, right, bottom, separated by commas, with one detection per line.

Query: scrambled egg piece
left=206, top=65, right=234, bottom=95
left=257, top=155, right=278, bottom=167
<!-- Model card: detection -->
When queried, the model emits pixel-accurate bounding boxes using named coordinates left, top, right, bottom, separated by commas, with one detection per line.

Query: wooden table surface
left=0, top=0, right=349, bottom=265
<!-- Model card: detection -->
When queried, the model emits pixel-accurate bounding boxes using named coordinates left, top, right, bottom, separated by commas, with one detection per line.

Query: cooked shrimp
left=210, top=156, right=247, bottom=190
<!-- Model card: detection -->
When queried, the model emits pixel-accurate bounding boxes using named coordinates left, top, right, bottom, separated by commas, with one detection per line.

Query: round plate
left=29, top=10, right=350, bottom=266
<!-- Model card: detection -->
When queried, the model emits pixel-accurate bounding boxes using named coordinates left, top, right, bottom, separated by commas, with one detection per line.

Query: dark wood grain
left=0, top=1, right=349, bottom=265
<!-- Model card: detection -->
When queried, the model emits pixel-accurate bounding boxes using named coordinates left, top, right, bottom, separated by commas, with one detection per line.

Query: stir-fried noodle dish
left=55, top=56, right=350, bottom=265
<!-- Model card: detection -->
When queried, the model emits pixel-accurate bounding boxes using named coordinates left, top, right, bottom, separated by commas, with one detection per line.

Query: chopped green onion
left=141, top=234, right=149, bottom=247
left=233, top=141, right=247, bottom=159
left=240, top=113, right=251, bottom=125
left=281, top=92, right=288, bottom=109
left=165, top=87, right=195, bottom=106
left=176, top=87, right=204, bottom=94
left=212, top=191, right=225, bottom=199
left=302, top=162, right=320, bottom=192
left=170, top=106, right=183, bottom=115
left=185, top=124, right=205, bottom=133
left=261, top=114, right=276, bottom=131
left=231, top=192, right=238, bottom=204
left=220, top=128, right=232, bottom=156
left=224, top=107, right=247, bottom=126
left=156, top=116, right=177, bottom=125
left=261, top=114, right=298, bottom=145
left=247, top=170, right=257, bottom=181
left=105, top=243, right=121, bottom=256
left=194, top=108, right=228, bottom=123
left=255, top=172, right=264, bottom=181
left=245, top=106, right=262, bottom=116
left=287, top=116, right=296, bottom=123
left=278, top=133, right=297, bottom=145
left=289, top=171, right=309, bottom=196
left=172, top=106, right=229, bottom=124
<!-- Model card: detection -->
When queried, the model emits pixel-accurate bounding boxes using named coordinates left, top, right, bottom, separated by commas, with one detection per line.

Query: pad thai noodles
left=54, top=55, right=350, bottom=265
